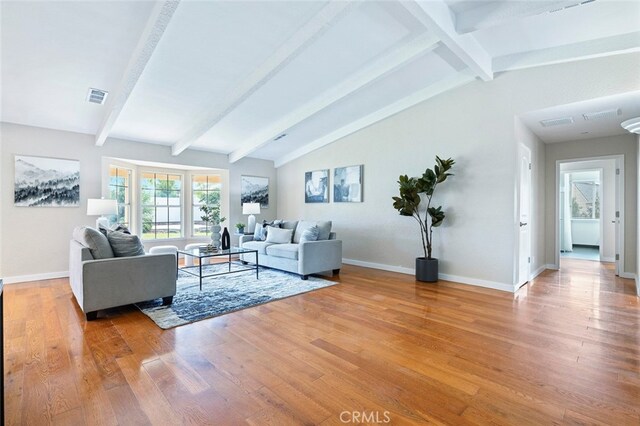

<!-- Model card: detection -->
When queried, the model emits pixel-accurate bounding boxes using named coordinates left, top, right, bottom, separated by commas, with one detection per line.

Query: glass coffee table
left=177, top=246, right=259, bottom=290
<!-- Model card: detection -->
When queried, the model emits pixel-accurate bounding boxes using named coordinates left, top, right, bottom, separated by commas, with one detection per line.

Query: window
left=141, top=172, right=182, bottom=240
left=571, top=180, right=600, bottom=219
left=108, top=166, right=131, bottom=227
left=192, top=174, right=222, bottom=237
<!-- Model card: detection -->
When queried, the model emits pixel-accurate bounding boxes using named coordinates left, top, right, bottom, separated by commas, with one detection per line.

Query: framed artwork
left=14, top=155, right=80, bottom=207
left=241, top=175, right=269, bottom=208
left=305, top=169, right=329, bottom=203
left=334, top=165, right=363, bottom=202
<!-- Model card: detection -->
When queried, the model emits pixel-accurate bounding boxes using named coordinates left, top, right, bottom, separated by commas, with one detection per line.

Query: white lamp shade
left=242, top=202, right=261, bottom=215
left=87, top=198, right=118, bottom=216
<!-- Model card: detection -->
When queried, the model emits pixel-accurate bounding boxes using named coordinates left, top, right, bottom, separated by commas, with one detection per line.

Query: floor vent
left=87, top=88, right=108, bottom=105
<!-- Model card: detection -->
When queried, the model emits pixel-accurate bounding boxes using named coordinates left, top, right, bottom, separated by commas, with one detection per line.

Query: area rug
left=135, top=264, right=337, bottom=329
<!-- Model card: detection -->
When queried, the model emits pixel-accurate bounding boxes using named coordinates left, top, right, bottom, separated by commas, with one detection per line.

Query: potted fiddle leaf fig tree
left=392, top=156, right=455, bottom=282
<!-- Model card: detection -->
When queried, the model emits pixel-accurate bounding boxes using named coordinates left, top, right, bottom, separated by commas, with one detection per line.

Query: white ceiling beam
left=95, top=1, right=180, bottom=147
left=455, top=1, right=577, bottom=34
left=493, top=31, right=640, bottom=73
left=228, top=34, right=440, bottom=163
left=171, top=1, right=356, bottom=157
left=274, top=72, right=476, bottom=168
left=401, top=0, right=493, bottom=81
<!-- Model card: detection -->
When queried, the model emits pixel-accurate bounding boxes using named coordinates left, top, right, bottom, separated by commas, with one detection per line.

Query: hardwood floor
left=3, top=259, right=639, bottom=425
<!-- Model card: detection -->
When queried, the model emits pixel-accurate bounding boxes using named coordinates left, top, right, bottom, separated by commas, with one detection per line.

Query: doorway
left=555, top=156, right=623, bottom=275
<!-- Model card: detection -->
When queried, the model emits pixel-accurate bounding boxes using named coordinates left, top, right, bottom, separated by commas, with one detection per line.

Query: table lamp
left=87, top=198, right=118, bottom=229
left=242, top=202, right=261, bottom=233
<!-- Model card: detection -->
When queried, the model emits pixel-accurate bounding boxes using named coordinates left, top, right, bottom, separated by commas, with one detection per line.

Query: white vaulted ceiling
left=2, top=0, right=639, bottom=166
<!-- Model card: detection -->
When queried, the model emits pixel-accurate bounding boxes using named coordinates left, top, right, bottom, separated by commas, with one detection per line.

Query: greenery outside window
left=192, top=174, right=222, bottom=237
left=108, top=166, right=131, bottom=228
left=571, top=180, right=600, bottom=219
left=141, top=172, right=182, bottom=240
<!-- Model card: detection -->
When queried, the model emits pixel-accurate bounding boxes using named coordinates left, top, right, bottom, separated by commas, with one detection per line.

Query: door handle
left=520, top=222, right=527, bottom=227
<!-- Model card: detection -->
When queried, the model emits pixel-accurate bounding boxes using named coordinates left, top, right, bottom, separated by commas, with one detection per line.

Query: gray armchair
left=69, top=239, right=176, bottom=320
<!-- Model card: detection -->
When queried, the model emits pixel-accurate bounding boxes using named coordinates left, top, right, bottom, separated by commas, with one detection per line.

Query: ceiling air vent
left=273, top=133, right=287, bottom=141
left=582, top=108, right=621, bottom=121
left=540, top=117, right=574, bottom=127
left=86, top=88, right=108, bottom=105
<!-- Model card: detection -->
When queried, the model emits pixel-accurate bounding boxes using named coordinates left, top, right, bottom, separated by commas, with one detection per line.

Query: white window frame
left=139, top=169, right=185, bottom=241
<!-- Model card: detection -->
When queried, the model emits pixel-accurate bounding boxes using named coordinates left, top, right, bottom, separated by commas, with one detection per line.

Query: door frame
left=515, top=143, right=532, bottom=289
left=554, top=155, right=624, bottom=275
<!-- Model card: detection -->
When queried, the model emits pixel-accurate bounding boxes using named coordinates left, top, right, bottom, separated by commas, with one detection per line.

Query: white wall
left=515, top=117, right=545, bottom=278
left=0, top=122, right=277, bottom=281
left=637, top=134, right=640, bottom=295
left=277, top=53, right=640, bottom=291
left=545, top=135, right=638, bottom=274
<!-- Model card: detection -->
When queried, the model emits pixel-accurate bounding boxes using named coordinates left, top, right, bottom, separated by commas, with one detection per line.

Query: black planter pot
left=416, top=257, right=438, bottom=282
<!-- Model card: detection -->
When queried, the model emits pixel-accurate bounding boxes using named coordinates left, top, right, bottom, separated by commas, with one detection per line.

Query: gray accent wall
left=277, top=53, right=640, bottom=289
left=0, top=123, right=277, bottom=280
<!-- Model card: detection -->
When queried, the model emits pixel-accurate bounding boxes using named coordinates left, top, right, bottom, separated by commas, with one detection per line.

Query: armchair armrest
left=80, top=253, right=176, bottom=313
left=298, top=239, right=342, bottom=275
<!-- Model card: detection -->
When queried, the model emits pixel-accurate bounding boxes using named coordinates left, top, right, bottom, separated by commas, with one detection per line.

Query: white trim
left=172, top=1, right=356, bottom=156
left=4, top=271, right=69, bottom=284
left=95, top=0, right=179, bottom=146
left=601, top=257, right=616, bottom=263
left=635, top=275, right=639, bottom=297
left=228, top=33, right=440, bottom=163
left=545, top=263, right=560, bottom=270
left=400, top=0, right=493, bottom=81
left=342, top=258, right=515, bottom=293
left=554, top=155, right=624, bottom=274
left=530, top=265, right=546, bottom=280
left=274, top=73, right=475, bottom=167
left=619, top=271, right=635, bottom=280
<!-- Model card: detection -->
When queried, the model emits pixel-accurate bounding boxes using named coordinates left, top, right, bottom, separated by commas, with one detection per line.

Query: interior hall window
left=141, top=172, right=182, bottom=240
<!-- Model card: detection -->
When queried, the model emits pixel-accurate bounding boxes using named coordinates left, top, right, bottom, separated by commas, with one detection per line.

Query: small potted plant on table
left=235, top=223, right=246, bottom=234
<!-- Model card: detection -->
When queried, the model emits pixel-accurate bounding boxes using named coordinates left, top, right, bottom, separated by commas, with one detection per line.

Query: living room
left=1, top=0, right=640, bottom=424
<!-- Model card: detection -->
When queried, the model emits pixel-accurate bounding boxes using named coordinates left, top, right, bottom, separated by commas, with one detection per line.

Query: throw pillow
left=300, top=225, right=319, bottom=243
left=253, top=225, right=265, bottom=241
left=265, top=226, right=293, bottom=244
left=106, top=230, right=145, bottom=257
left=98, top=223, right=131, bottom=238
left=293, top=220, right=332, bottom=243
left=73, top=226, right=114, bottom=259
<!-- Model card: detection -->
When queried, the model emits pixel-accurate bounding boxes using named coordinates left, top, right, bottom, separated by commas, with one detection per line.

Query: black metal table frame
left=177, top=248, right=259, bottom=290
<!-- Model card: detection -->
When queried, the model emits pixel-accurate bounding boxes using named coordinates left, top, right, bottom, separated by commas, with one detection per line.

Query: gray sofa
left=239, top=220, right=342, bottom=279
left=69, top=233, right=176, bottom=320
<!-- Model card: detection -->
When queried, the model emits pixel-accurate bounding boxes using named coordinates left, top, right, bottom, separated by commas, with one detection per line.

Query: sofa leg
left=86, top=311, right=98, bottom=321
left=162, top=296, right=174, bottom=306
left=241, top=261, right=248, bottom=265
left=333, top=269, right=340, bottom=275
left=301, top=275, right=309, bottom=280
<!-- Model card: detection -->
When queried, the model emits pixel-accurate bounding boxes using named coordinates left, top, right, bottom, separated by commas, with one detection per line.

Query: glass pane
left=169, top=175, right=181, bottom=190
left=193, top=190, right=206, bottom=205
left=169, top=206, right=181, bottom=222
left=155, top=192, right=168, bottom=206
left=121, top=169, right=130, bottom=187
left=208, top=182, right=222, bottom=191
left=142, top=207, right=155, bottom=239
left=141, top=189, right=154, bottom=205
left=168, top=191, right=181, bottom=206
left=192, top=175, right=208, bottom=189
left=115, top=187, right=125, bottom=204
left=141, top=172, right=155, bottom=189
left=109, top=187, right=117, bottom=200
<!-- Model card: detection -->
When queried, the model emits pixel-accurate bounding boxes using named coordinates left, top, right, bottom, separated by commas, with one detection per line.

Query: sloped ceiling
left=2, top=0, right=639, bottom=166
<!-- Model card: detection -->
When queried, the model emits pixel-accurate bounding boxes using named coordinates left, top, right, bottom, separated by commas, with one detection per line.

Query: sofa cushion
left=265, top=243, right=299, bottom=260
left=242, top=241, right=275, bottom=255
left=294, top=220, right=332, bottom=243
left=300, top=225, right=319, bottom=242
left=265, top=226, right=294, bottom=244
left=73, top=226, right=114, bottom=259
left=106, top=230, right=146, bottom=257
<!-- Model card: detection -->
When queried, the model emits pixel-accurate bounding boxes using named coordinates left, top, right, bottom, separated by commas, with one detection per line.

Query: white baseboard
left=635, top=275, right=639, bottom=297
left=601, top=257, right=615, bottom=263
left=3, top=271, right=69, bottom=284
left=342, top=258, right=514, bottom=293
left=545, top=264, right=559, bottom=270
left=619, top=271, right=635, bottom=280
left=530, top=265, right=547, bottom=280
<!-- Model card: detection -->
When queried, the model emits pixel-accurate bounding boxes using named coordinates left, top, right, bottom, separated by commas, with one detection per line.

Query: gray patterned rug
left=135, top=264, right=337, bottom=329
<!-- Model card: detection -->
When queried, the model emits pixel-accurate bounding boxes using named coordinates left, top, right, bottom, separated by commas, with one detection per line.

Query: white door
left=518, top=145, right=532, bottom=287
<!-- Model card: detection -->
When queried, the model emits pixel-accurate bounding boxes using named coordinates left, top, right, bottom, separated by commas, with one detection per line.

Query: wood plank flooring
left=3, top=258, right=639, bottom=425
